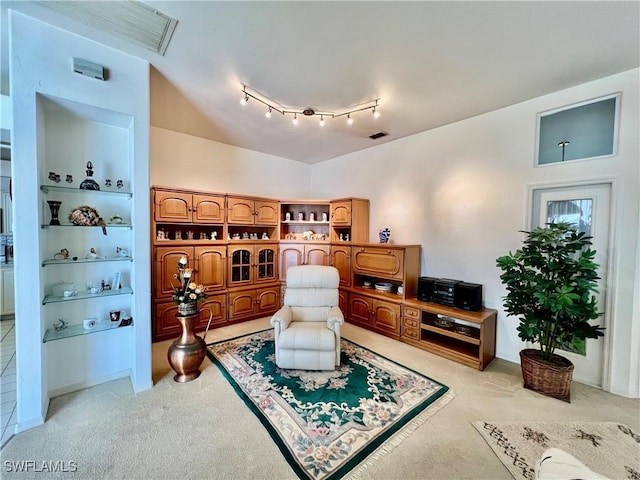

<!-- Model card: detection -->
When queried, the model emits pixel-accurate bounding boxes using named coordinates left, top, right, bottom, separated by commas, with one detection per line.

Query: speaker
left=417, top=276, right=437, bottom=302
left=454, top=282, right=483, bottom=311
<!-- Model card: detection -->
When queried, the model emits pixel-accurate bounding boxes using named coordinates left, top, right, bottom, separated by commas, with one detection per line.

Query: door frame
left=525, top=176, right=619, bottom=391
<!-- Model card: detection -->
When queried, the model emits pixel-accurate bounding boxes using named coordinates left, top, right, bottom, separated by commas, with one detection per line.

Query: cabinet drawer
left=402, top=327, right=419, bottom=340
left=403, top=317, right=419, bottom=329
left=403, top=306, right=420, bottom=320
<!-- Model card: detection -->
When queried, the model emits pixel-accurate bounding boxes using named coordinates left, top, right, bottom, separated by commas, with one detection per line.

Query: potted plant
left=496, top=222, right=604, bottom=402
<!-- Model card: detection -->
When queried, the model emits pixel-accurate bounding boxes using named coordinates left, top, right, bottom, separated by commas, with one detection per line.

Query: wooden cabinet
left=153, top=293, right=227, bottom=341
left=330, top=245, right=351, bottom=287
left=154, top=190, right=225, bottom=224
left=228, top=244, right=278, bottom=287
left=280, top=201, right=331, bottom=241
left=228, top=196, right=279, bottom=226
left=401, top=299, right=497, bottom=370
left=279, top=243, right=330, bottom=281
left=344, top=244, right=420, bottom=341
left=347, top=293, right=401, bottom=338
left=228, top=286, right=280, bottom=322
left=154, top=246, right=225, bottom=299
left=330, top=198, right=369, bottom=242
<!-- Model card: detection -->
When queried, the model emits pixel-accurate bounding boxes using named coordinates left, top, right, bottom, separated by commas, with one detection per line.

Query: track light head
left=347, top=114, right=354, bottom=125
left=372, top=107, right=380, bottom=119
left=240, top=94, right=248, bottom=106
left=293, top=113, right=298, bottom=125
left=265, top=107, right=272, bottom=119
left=319, top=115, right=325, bottom=127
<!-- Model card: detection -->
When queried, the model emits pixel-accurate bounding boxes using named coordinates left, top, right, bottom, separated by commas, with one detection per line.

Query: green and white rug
left=473, top=421, right=640, bottom=480
left=207, top=329, right=453, bottom=480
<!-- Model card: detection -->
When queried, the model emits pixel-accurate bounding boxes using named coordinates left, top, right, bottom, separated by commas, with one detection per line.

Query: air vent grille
left=369, top=131, right=389, bottom=140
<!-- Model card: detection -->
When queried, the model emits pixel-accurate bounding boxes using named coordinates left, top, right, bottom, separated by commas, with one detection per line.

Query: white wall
left=151, top=127, right=311, bottom=199
left=311, top=69, right=639, bottom=397
left=11, top=11, right=152, bottom=432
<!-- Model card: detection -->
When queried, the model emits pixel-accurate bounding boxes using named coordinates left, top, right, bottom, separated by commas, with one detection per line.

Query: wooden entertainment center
left=151, top=186, right=497, bottom=370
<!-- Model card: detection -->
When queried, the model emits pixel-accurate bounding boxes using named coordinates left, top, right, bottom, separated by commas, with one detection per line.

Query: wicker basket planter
left=520, top=349, right=574, bottom=403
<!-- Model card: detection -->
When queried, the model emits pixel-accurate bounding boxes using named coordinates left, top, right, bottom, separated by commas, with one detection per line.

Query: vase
left=47, top=200, right=62, bottom=225
left=167, top=312, right=206, bottom=383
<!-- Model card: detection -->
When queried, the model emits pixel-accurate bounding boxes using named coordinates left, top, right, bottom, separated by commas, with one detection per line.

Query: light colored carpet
left=473, top=421, right=640, bottom=480
left=1, top=318, right=639, bottom=479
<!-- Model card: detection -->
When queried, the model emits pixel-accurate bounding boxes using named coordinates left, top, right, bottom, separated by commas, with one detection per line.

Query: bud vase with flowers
left=172, top=256, right=207, bottom=316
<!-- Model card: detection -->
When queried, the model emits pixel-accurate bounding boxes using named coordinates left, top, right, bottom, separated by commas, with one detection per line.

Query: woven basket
left=519, top=349, right=574, bottom=403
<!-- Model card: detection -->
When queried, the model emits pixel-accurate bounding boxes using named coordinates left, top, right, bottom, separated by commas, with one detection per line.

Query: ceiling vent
left=36, top=1, right=178, bottom=55
left=369, top=131, right=389, bottom=140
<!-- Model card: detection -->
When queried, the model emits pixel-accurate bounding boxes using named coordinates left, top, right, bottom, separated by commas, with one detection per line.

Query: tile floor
left=1, top=317, right=16, bottom=447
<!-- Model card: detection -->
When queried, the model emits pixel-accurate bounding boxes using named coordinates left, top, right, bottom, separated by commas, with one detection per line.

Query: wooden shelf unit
left=401, top=299, right=497, bottom=370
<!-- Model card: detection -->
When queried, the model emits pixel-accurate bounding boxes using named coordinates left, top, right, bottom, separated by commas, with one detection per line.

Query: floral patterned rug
left=207, top=329, right=453, bottom=480
left=473, top=421, right=640, bottom=480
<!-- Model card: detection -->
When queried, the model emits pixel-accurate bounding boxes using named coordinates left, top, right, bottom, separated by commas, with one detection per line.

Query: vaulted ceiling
left=2, top=1, right=639, bottom=163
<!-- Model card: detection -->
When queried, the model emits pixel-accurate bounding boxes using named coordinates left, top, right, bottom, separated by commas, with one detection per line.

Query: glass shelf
left=40, top=185, right=132, bottom=198
left=281, top=220, right=330, bottom=225
left=42, top=286, right=133, bottom=305
left=42, top=256, right=133, bottom=267
left=43, top=318, right=134, bottom=343
left=41, top=224, right=132, bottom=230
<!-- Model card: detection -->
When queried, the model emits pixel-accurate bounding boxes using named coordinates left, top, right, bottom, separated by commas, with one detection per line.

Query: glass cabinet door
left=230, top=248, right=252, bottom=285
left=256, top=246, right=277, bottom=282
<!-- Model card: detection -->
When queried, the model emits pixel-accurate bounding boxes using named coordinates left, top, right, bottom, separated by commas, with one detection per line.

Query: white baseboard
left=47, top=369, right=131, bottom=399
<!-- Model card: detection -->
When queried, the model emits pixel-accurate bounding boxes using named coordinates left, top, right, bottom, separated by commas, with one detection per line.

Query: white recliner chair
left=270, top=265, right=344, bottom=370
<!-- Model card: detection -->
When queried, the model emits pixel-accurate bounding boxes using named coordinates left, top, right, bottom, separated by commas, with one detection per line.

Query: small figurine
left=105, top=179, right=112, bottom=187
left=187, top=230, right=194, bottom=240
left=116, top=179, right=124, bottom=189
left=285, top=212, right=291, bottom=221
left=339, top=233, right=344, bottom=241
left=54, top=248, right=70, bottom=260
left=200, top=232, right=208, bottom=240
left=53, top=319, right=68, bottom=331
left=66, top=175, right=73, bottom=184
left=157, top=229, right=166, bottom=240
left=79, top=161, right=100, bottom=191
left=242, top=232, right=249, bottom=240
left=210, top=231, right=218, bottom=240
left=322, top=212, right=328, bottom=222
left=116, top=246, right=128, bottom=257
left=86, top=247, right=98, bottom=259
left=262, top=232, right=269, bottom=240
left=309, top=213, right=315, bottom=222
left=345, top=233, right=350, bottom=241
left=298, top=212, right=304, bottom=221
left=175, top=230, right=182, bottom=240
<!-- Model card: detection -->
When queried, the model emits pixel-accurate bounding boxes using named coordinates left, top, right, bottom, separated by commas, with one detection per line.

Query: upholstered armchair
left=270, top=265, right=344, bottom=370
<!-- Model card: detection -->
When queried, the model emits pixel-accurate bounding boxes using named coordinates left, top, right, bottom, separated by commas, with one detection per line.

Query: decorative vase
left=79, top=161, right=100, bottom=191
left=519, top=349, right=574, bottom=403
left=47, top=200, right=62, bottom=225
left=167, top=312, right=206, bottom=383
left=379, top=227, right=391, bottom=243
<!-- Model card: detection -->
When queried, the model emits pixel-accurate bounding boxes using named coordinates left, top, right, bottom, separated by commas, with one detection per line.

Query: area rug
left=473, top=421, right=640, bottom=480
left=207, top=329, right=453, bottom=480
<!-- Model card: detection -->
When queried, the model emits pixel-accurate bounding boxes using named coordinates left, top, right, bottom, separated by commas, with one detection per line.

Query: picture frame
left=112, top=271, right=121, bottom=291
left=535, top=93, right=620, bottom=166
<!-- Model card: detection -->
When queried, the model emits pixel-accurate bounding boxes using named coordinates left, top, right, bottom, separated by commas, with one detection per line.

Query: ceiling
left=2, top=1, right=639, bottom=164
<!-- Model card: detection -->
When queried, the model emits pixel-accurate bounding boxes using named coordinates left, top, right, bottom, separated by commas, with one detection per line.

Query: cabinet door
left=1, top=269, right=15, bottom=315
left=154, top=301, right=181, bottom=340
left=196, top=294, right=227, bottom=331
left=348, top=294, right=372, bottom=327
left=228, top=290, right=256, bottom=320
left=279, top=244, right=304, bottom=281
left=330, top=200, right=351, bottom=226
left=227, top=197, right=255, bottom=225
left=154, top=247, right=193, bottom=298
left=255, top=200, right=279, bottom=225
left=305, top=244, right=330, bottom=266
left=193, top=194, right=225, bottom=224
left=338, top=289, right=347, bottom=316
left=194, top=246, right=226, bottom=291
left=372, top=300, right=401, bottom=336
left=154, top=191, right=192, bottom=223
left=331, top=245, right=351, bottom=287
left=228, top=246, right=253, bottom=286
left=255, top=244, right=278, bottom=283
left=256, top=286, right=280, bottom=315
left=352, top=247, right=405, bottom=280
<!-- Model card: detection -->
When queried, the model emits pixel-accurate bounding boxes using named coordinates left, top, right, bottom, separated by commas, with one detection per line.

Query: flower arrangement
left=172, top=256, right=206, bottom=307
left=69, top=205, right=107, bottom=235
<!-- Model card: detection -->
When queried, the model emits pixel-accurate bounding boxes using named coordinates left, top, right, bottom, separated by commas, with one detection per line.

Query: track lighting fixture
left=240, top=85, right=380, bottom=128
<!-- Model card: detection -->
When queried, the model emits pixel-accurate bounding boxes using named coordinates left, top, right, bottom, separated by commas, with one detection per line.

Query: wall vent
left=369, top=131, right=389, bottom=140
left=73, top=58, right=106, bottom=81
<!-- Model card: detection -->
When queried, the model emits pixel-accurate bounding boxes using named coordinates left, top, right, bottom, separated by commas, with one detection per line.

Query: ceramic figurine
left=66, top=175, right=73, bottom=184
left=53, top=319, right=68, bottom=331
left=187, top=231, right=194, bottom=240
left=157, top=230, right=166, bottom=240
left=116, top=180, right=124, bottom=189
left=105, top=179, right=112, bottom=187
left=261, top=232, right=269, bottom=240
left=175, top=230, right=182, bottom=240
left=322, top=212, right=328, bottom=222
left=210, top=231, right=217, bottom=240
left=200, top=232, right=208, bottom=240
